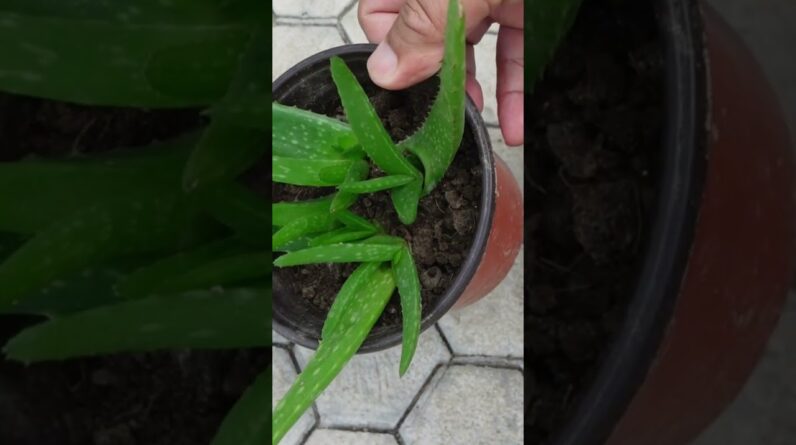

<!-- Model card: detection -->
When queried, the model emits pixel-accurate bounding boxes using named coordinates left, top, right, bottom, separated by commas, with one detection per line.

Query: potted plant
left=270, top=0, right=524, bottom=441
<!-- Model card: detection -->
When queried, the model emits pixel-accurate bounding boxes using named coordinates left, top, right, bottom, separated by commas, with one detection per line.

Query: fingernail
left=367, top=42, right=398, bottom=85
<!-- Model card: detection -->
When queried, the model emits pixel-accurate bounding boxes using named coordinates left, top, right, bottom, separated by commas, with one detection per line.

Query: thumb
left=367, top=0, right=490, bottom=90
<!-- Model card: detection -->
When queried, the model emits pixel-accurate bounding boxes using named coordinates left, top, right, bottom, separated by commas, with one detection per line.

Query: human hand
left=358, top=0, right=524, bottom=146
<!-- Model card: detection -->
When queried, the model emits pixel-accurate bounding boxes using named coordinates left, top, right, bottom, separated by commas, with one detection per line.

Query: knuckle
left=399, top=0, right=444, bottom=41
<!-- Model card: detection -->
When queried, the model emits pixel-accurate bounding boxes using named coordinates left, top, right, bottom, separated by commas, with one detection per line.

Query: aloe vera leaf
left=320, top=262, right=381, bottom=341
left=151, top=252, right=271, bottom=295
left=526, top=0, right=583, bottom=90
left=390, top=178, right=424, bottom=224
left=199, top=182, right=269, bottom=245
left=361, top=234, right=405, bottom=245
left=272, top=156, right=358, bottom=186
left=0, top=134, right=197, bottom=234
left=3, top=287, right=271, bottom=363
left=398, top=0, right=466, bottom=193
left=117, top=238, right=249, bottom=299
left=334, top=210, right=379, bottom=233
left=0, top=0, right=262, bottom=25
left=272, top=197, right=334, bottom=227
left=272, top=103, right=354, bottom=160
left=210, top=25, right=269, bottom=129
left=330, top=158, right=370, bottom=213
left=212, top=367, right=271, bottom=445
left=0, top=194, right=191, bottom=307
left=182, top=120, right=267, bottom=191
left=393, top=246, right=422, bottom=376
left=337, top=175, right=415, bottom=194
left=330, top=56, right=421, bottom=180
left=273, top=244, right=400, bottom=267
left=274, top=237, right=312, bottom=253
left=273, top=267, right=394, bottom=444
left=308, top=229, right=376, bottom=247
left=272, top=215, right=334, bottom=250
left=0, top=12, right=250, bottom=106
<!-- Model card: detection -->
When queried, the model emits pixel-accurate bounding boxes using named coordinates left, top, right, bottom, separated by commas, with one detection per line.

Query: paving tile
left=272, top=25, right=345, bottom=81
left=399, top=365, right=524, bottom=445
left=490, top=127, right=524, bottom=189
left=438, top=252, right=524, bottom=358
left=340, top=3, right=369, bottom=44
left=273, top=330, right=290, bottom=346
left=474, top=32, right=499, bottom=126
left=305, top=429, right=398, bottom=445
left=273, top=347, right=315, bottom=445
left=273, top=0, right=353, bottom=18
left=293, top=328, right=450, bottom=429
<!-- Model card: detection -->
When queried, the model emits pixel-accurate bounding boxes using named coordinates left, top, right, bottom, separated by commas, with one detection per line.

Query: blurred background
left=695, top=1, right=796, bottom=444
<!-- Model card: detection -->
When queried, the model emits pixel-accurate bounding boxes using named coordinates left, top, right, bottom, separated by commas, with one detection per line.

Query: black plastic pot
left=553, top=0, right=795, bottom=444
left=271, top=44, right=497, bottom=353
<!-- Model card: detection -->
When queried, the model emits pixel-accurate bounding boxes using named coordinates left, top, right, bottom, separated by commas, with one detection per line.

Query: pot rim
left=271, top=44, right=496, bottom=353
left=553, top=0, right=709, bottom=443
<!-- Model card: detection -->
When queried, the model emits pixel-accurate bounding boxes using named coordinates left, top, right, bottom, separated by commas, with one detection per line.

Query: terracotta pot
left=271, top=45, right=523, bottom=352
left=554, top=1, right=795, bottom=444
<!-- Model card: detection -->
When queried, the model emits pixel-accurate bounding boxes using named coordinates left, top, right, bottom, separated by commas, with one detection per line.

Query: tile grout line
left=393, top=363, right=448, bottom=432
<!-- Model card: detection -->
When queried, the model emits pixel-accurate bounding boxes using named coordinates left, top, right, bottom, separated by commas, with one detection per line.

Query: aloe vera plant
left=0, top=0, right=582, bottom=443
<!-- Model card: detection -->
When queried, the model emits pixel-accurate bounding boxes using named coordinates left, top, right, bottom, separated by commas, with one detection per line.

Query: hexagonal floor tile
left=340, top=3, right=369, bottom=44
left=438, top=252, right=524, bottom=358
left=305, top=429, right=398, bottom=445
left=490, top=127, right=524, bottom=188
left=273, top=347, right=315, bottom=445
left=293, top=328, right=450, bottom=429
left=272, top=25, right=345, bottom=81
left=273, top=330, right=290, bottom=346
left=399, top=365, right=524, bottom=444
left=273, top=0, right=353, bottom=18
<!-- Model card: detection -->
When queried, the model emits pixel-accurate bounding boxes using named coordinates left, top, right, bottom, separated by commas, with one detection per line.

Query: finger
left=467, top=18, right=493, bottom=45
left=358, top=0, right=403, bottom=43
left=496, top=25, right=524, bottom=146
left=367, top=0, right=495, bottom=90
left=466, top=44, right=484, bottom=111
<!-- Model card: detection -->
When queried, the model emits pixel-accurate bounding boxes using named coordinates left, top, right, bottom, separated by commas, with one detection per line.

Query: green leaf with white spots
left=199, top=182, right=269, bottom=245
left=273, top=244, right=400, bottom=267
left=361, top=234, right=405, bottom=245
left=273, top=267, right=394, bottom=444
left=182, top=120, right=267, bottom=192
left=212, top=367, right=271, bottom=445
left=0, top=134, right=196, bottom=234
left=272, top=197, right=333, bottom=227
left=146, top=252, right=271, bottom=296
left=117, top=238, right=250, bottom=299
left=398, top=0, right=466, bottom=193
left=0, top=194, right=195, bottom=308
left=329, top=57, right=419, bottom=178
left=393, top=246, right=421, bottom=376
left=272, top=215, right=335, bottom=250
left=320, top=262, right=381, bottom=341
left=272, top=103, right=355, bottom=160
left=334, top=210, right=379, bottom=233
left=3, top=287, right=271, bottom=362
left=0, top=12, right=251, bottom=107
left=337, top=175, right=415, bottom=194
left=308, top=228, right=376, bottom=247
left=330, top=158, right=369, bottom=213
left=272, top=157, right=362, bottom=187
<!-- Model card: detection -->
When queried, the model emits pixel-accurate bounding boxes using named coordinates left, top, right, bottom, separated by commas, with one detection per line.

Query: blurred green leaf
left=272, top=197, right=333, bottom=227
left=272, top=157, right=362, bottom=187
left=3, top=287, right=271, bottom=362
left=337, top=175, right=415, bottom=194
left=212, top=367, right=271, bottom=445
left=200, top=182, right=269, bottom=245
left=273, top=243, right=400, bottom=267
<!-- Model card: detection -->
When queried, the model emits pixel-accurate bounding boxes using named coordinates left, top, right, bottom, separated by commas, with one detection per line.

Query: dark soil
left=273, top=75, right=481, bottom=328
left=0, top=95, right=268, bottom=445
left=526, top=0, right=664, bottom=442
